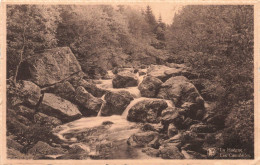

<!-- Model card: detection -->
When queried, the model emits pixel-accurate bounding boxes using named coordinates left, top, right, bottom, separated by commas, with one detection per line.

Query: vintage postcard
left=0, top=0, right=259, bottom=164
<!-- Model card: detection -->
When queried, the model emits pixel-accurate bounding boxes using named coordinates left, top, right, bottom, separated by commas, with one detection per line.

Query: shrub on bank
left=223, top=100, right=254, bottom=157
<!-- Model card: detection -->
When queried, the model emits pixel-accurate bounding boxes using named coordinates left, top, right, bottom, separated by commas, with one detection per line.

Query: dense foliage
left=224, top=100, right=254, bottom=157
left=167, top=5, right=253, bottom=108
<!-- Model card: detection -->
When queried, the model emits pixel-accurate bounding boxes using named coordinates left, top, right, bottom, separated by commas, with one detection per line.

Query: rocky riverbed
left=7, top=47, right=223, bottom=159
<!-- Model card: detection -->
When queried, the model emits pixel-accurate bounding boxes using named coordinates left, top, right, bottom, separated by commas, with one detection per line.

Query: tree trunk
left=13, top=26, right=26, bottom=87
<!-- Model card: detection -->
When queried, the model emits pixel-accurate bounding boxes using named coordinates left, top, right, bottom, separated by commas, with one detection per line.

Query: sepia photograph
left=0, top=1, right=258, bottom=163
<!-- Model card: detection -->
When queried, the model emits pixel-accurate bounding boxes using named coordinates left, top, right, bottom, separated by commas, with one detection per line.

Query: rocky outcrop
left=100, top=91, right=134, bottom=116
left=157, top=76, right=204, bottom=108
left=138, top=76, right=163, bottom=98
left=17, top=47, right=82, bottom=87
left=74, top=86, right=103, bottom=116
left=127, top=99, right=168, bottom=123
left=39, top=93, right=82, bottom=122
left=112, top=72, right=138, bottom=88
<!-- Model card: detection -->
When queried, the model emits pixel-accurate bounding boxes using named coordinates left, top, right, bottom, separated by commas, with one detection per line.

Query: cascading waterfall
left=57, top=68, right=174, bottom=138
left=53, top=67, right=170, bottom=159
left=95, top=68, right=156, bottom=118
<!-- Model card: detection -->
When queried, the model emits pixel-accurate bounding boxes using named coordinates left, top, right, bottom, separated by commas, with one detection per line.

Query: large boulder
left=11, top=80, right=42, bottom=107
left=138, top=76, right=163, bottom=98
left=127, top=131, right=160, bottom=148
left=112, top=72, right=138, bottom=88
left=127, top=99, right=168, bottom=123
left=74, top=86, right=103, bottom=116
left=157, top=76, right=204, bottom=107
left=17, top=47, right=82, bottom=87
left=39, top=93, right=82, bottom=122
left=100, top=91, right=134, bottom=116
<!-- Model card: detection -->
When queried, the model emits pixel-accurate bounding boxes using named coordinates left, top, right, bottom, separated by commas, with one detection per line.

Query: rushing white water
left=54, top=115, right=137, bottom=142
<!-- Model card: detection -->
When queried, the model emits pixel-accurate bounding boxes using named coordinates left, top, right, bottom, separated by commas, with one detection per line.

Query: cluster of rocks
left=7, top=47, right=221, bottom=159
left=7, top=47, right=119, bottom=158
left=118, top=65, right=221, bottom=159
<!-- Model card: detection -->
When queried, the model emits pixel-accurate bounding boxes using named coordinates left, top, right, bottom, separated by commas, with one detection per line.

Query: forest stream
left=52, top=69, right=172, bottom=159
